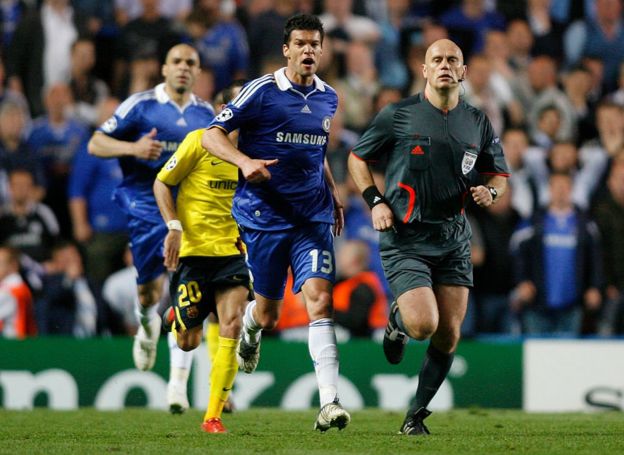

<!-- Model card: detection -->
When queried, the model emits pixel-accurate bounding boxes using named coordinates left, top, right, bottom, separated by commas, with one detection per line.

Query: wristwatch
left=487, top=186, right=498, bottom=202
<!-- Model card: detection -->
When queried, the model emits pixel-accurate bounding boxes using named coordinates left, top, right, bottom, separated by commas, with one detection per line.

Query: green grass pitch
left=1, top=408, right=623, bottom=454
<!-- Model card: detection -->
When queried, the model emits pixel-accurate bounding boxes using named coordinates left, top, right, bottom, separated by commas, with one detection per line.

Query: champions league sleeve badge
left=101, top=116, right=117, bottom=133
left=215, top=108, right=234, bottom=122
left=165, top=156, right=177, bottom=170
left=461, top=151, right=478, bottom=175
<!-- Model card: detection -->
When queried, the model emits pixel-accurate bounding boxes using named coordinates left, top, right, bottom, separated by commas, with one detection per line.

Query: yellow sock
left=206, top=321, right=219, bottom=363
left=204, top=337, right=238, bottom=420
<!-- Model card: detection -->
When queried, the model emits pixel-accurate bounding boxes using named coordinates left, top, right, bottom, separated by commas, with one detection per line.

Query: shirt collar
left=155, top=83, right=197, bottom=108
left=274, top=67, right=325, bottom=92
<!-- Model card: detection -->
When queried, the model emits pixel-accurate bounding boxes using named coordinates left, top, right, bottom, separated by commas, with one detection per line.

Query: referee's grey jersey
left=352, top=93, right=510, bottom=225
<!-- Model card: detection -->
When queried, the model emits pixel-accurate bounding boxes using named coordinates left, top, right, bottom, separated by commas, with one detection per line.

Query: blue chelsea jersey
left=209, top=68, right=338, bottom=230
left=97, top=83, right=215, bottom=220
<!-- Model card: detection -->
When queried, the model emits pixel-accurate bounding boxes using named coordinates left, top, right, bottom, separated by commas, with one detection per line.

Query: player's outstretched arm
left=202, top=127, right=278, bottom=183
left=153, top=178, right=182, bottom=271
left=347, top=152, right=395, bottom=232
left=88, top=128, right=163, bottom=160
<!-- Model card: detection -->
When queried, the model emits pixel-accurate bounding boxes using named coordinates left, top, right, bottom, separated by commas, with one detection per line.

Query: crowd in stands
left=1, top=0, right=624, bottom=339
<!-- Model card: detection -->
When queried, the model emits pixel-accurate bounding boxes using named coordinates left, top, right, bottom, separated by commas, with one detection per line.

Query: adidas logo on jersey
left=411, top=145, right=425, bottom=155
left=176, top=118, right=188, bottom=127
left=301, top=105, right=312, bottom=114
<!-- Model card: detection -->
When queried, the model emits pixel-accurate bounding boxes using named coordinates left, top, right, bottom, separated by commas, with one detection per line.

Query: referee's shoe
left=383, top=301, right=408, bottom=364
left=400, top=407, right=432, bottom=435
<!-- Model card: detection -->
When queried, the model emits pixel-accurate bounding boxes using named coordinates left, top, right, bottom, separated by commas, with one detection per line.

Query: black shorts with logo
left=380, top=215, right=473, bottom=299
left=169, top=255, right=250, bottom=331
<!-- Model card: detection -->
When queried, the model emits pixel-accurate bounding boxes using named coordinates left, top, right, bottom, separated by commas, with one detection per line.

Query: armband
left=166, top=219, right=183, bottom=232
left=362, top=186, right=386, bottom=210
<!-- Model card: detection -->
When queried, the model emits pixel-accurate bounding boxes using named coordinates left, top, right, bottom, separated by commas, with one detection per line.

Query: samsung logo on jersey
left=276, top=132, right=327, bottom=145
left=160, top=141, right=180, bottom=152
left=208, top=180, right=237, bottom=190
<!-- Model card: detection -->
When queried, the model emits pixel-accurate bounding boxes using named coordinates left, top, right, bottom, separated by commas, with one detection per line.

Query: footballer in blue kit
left=88, top=44, right=214, bottom=414
left=202, top=14, right=351, bottom=432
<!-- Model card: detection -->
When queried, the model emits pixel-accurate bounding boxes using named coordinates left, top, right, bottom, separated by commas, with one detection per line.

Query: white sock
left=243, top=300, right=262, bottom=344
left=308, top=318, right=339, bottom=407
left=168, top=331, right=193, bottom=370
left=136, top=304, right=157, bottom=330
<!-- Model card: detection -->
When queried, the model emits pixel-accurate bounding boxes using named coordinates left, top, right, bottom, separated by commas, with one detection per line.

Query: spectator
left=482, top=30, right=524, bottom=126
left=319, top=0, right=380, bottom=45
left=471, top=188, right=522, bottom=334
left=439, top=0, right=505, bottom=58
left=0, top=54, right=29, bottom=112
left=37, top=240, right=97, bottom=337
left=463, top=53, right=506, bottom=136
left=0, top=245, right=36, bottom=339
left=593, top=160, right=624, bottom=335
left=334, top=40, right=379, bottom=132
left=502, top=127, right=540, bottom=219
left=6, top=0, right=88, bottom=116
left=524, top=0, right=565, bottom=59
left=530, top=104, right=563, bottom=149
left=0, top=169, right=59, bottom=265
left=188, top=1, right=249, bottom=93
left=562, top=65, right=597, bottom=143
left=576, top=101, right=623, bottom=201
left=374, top=0, right=417, bottom=90
left=564, top=0, right=624, bottom=92
left=506, top=19, right=533, bottom=74
left=69, top=37, right=110, bottom=127
left=0, top=0, right=29, bottom=55
left=0, top=101, right=45, bottom=206
left=247, top=0, right=297, bottom=78
left=528, top=141, right=607, bottom=210
left=333, top=239, right=388, bottom=339
left=113, top=0, right=179, bottom=96
left=68, top=97, right=127, bottom=289
left=27, top=83, right=90, bottom=237
left=511, top=172, right=603, bottom=336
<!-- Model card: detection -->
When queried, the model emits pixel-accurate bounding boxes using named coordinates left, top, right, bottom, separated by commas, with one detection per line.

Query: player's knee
left=255, top=310, right=279, bottom=330
left=219, top=316, right=242, bottom=339
left=403, top=313, right=437, bottom=340
left=306, top=290, right=332, bottom=320
left=434, top=329, right=461, bottom=352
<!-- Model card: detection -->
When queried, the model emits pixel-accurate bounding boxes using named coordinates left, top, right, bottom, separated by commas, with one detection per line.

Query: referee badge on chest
left=461, top=151, right=478, bottom=175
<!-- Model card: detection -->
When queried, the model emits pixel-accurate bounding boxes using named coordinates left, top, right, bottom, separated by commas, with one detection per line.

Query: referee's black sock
left=410, top=343, right=454, bottom=412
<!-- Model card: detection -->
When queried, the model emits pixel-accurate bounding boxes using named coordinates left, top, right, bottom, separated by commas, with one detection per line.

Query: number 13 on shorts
left=309, top=249, right=334, bottom=274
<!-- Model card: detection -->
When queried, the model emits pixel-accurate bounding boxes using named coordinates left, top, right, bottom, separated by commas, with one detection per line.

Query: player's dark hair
left=283, top=14, right=324, bottom=45
left=216, top=79, right=247, bottom=105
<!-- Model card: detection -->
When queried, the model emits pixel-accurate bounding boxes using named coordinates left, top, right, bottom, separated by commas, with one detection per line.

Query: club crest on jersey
left=165, top=156, right=177, bottom=170
left=215, top=108, right=233, bottom=122
left=101, top=116, right=117, bottom=133
left=461, top=151, right=477, bottom=175
left=322, top=116, right=331, bottom=132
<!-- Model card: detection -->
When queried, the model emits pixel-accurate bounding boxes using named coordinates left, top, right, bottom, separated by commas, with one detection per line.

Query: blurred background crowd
left=1, top=0, right=623, bottom=341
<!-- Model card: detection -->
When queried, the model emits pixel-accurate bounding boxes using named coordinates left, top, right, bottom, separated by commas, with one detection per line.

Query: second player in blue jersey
left=88, top=44, right=215, bottom=414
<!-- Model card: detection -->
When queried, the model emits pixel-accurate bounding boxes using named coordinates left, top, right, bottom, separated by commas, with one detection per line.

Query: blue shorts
left=240, top=223, right=335, bottom=300
left=127, top=214, right=167, bottom=285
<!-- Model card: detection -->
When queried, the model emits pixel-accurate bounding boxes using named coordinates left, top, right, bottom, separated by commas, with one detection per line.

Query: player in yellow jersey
left=154, top=82, right=249, bottom=434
